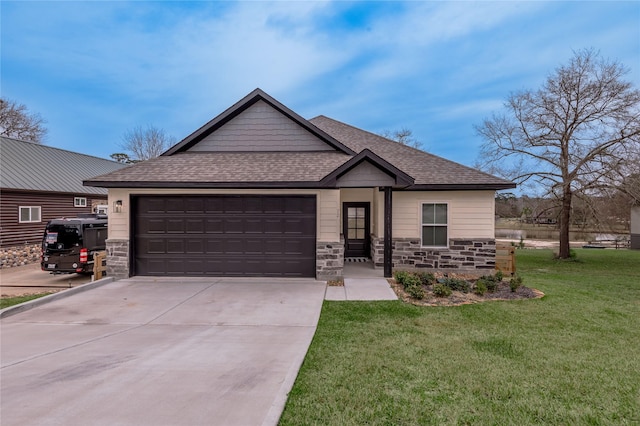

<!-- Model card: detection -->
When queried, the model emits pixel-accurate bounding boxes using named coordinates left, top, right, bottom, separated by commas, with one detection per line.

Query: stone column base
left=316, top=239, right=344, bottom=281
left=106, top=239, right=130, bottom=279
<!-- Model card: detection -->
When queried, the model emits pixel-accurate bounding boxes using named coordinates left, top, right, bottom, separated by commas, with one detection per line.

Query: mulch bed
left=388, top=272, right=544, bottom=307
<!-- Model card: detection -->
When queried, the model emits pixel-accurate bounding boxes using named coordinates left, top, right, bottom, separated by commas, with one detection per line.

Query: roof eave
left=83, top=180, right=331, bottom=189
left=401, top=183, right=517, bottom=191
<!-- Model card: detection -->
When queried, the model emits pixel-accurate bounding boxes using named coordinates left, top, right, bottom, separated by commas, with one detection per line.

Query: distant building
left=631, top=206, right=640, bottom=250
left=0, top=136, right=127, bottom=248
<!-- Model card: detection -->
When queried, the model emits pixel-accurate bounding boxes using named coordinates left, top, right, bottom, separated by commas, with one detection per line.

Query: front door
left=343, top=202, right=370, bottom=258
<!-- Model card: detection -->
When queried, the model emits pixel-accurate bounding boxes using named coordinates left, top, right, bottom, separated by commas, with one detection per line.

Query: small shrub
left=475, top=278, right=492, bottom=293
left=441, top=277, right=471, bottom=293
left=479, top=274, right=499, bottom=292
left=394, top=270, right=410, bottom=286
left=406, top=284, right=426, bottom=300
left=433, top=284, right=452, bottom=297
left=416, top=272, right=435, bottom=286
left=474, top=280, right=487, bottom=296
left=402, top=274, right=421, bottom=290
left=509, top=274, right=523, bottom=292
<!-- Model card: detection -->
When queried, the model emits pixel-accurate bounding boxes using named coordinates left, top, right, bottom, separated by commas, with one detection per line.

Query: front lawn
left=280, top=249, right=640, bottom=425
left=0, top=293, right=51, bottom=309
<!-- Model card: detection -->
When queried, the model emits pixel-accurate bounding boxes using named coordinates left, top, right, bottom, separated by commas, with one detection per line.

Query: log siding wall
left=0, top=190, right=105, bottom=247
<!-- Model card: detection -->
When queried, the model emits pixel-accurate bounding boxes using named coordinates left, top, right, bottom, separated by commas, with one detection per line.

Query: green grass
left=280, top=249, right=640, bottom=425
left=0, top=293, right=52, bottom=309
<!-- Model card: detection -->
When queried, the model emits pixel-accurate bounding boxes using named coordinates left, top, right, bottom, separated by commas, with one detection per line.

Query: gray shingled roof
left=86, top=151, right=351, bottom=186
left=1, top=136, right=127, bottom=195
left=309, top=116, right=514, bottom=189
left=84, top=96, right=514, bottom=190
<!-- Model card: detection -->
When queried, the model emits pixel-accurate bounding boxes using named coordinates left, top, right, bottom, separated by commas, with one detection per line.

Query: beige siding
left=109, top=188, right=495, bottom=245
left=108, top=188, right=340, bottom=242
left=385, top=190, right=496, bottom=239
left=107, top=188, right=132, bottom=240
left=188, top=100, right=333, bottom=152
left=318, top=189, right=341, bottom=241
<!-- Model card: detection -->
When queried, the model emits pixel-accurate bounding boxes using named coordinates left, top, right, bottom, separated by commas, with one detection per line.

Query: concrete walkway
left=1, top=277, right=325, bottom=426
left=325, top=260, right=397, bottom=301
left=325, top=278, right=398, bottom=301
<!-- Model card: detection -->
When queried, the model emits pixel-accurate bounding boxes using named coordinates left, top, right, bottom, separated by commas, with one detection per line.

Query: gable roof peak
left=163, top=90, right=356, bottom=156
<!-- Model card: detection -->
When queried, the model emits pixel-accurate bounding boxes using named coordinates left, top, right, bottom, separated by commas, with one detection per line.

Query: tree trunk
left=558, top=189, right=572, bottom=258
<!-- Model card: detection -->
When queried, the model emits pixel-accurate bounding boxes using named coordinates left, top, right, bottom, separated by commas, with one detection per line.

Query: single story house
left=0, top=136, right=126, bottom=249
left=85, top=89, right=515, bottom=280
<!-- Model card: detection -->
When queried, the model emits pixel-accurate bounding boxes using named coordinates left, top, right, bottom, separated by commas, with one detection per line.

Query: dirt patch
left=389, top=272, right=544, bottom=307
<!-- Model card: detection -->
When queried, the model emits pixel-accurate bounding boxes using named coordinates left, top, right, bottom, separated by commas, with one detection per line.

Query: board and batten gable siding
left=0, top=190, right=101, bottom=247
left=374, top=190, right=496, bottom=240
left=107, top=188, right=341, bottom=242
left=335, top=162, right=396, bottom=187
left=187, top=100, right=334, bottom=152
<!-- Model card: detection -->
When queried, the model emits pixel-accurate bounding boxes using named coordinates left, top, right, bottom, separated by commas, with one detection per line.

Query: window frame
left=19, top=206, right=42, bottom=223
left=421, top=202, right=449, bottom=248
left=74, top=197, right=87, bottom=207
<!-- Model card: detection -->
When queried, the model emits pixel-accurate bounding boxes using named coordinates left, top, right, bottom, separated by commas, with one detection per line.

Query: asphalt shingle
left=85, top=113, right=513, bottom=189
left=309, top=116, right=513, bottom=187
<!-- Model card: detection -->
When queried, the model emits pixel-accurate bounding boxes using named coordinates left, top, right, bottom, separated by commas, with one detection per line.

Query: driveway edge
left=262, top=288, right=325, bottom=426
left=0, top=277, right=115, bottom=319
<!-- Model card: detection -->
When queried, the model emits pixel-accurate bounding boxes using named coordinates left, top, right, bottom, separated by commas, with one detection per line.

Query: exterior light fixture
left=113, top=200, right=123, bottom=213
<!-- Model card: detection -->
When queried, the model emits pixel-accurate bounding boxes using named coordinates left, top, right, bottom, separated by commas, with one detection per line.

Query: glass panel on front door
left=348, top=207, right=366, bottom=240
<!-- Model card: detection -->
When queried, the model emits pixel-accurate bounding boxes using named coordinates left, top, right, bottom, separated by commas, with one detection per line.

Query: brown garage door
left=132, top=195, right=316, bottom=277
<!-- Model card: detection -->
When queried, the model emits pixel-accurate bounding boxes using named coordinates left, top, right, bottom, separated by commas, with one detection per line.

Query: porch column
left=384, top=186, right=392, bottom=278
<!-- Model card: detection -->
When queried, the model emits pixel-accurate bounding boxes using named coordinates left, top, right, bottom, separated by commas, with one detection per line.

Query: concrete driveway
left=1, top=277, right=326, bottom=426
left=1, top=263, right=92, bottom=297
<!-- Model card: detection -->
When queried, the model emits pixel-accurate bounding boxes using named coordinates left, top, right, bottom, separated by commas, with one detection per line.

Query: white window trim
left=420, top=202, right=449, bottom=248
left=74, top=197, right=87, bottom=207
left=19, top=206, right=42, bottom=223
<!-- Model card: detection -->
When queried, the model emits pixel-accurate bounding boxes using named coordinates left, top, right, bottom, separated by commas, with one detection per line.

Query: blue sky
left=2, top=1, right=639, bottom=168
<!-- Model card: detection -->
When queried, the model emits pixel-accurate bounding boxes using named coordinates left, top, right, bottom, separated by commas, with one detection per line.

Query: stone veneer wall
left=371, top=236, right=496, bottom=271
left=106, top=239, right=130, bottom=279
left=105, top=239, right=344, bottom=281
left=316, top=240, right=344, bottom=280
left=0, top=244, right=42, bottom=268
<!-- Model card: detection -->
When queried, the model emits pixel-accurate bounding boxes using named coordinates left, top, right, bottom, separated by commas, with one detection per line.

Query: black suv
left=41, top=215, right=108, bottom=274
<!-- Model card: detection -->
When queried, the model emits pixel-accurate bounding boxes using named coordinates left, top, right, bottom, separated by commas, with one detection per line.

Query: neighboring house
left=632, top=206, right=640, bottom=250
left=0, top=136, right=127, bottom=248
left=85, top=89, right=515, bottom=280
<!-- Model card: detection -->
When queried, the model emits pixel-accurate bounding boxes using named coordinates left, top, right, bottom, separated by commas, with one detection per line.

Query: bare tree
left=0, top=98, right=48, bottom=143
left=120, top=125, right=175, bottom=161
left=380, top=128, right=423, bottom=149
left=477, top=49, right=640, bottom=258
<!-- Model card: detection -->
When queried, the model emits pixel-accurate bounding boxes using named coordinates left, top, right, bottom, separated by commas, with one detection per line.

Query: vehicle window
left=44, top=225, right=81, bottom=250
